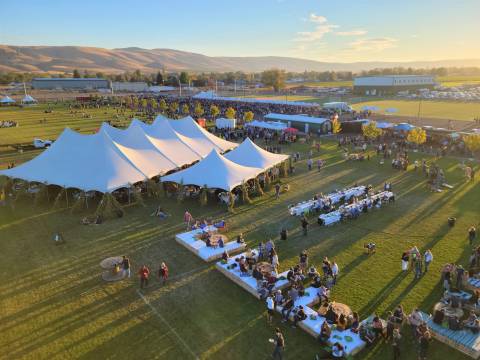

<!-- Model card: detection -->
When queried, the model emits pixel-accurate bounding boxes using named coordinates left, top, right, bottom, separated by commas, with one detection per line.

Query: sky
left=1, top=0, right=479, bottom=62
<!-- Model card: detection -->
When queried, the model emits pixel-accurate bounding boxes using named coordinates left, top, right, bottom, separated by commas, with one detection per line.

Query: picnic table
left=257, top=262, right=273, bottom=276
left=100, top=256, right=123, bottom=269
left=434, top=302, right=464, bottom=319
left=317, top=302, right=353, bottom=318
left=209, top=234, right=228, bottom=247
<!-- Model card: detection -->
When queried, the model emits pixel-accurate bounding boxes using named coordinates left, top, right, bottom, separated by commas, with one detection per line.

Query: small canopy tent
left=0, top=96, right=15, bottom=104
left=245, top=120, right=287, bottom=131
left=394, top=123, right=416, bottom=132
left=22, top=95, right=37, bottom=104
left=376, top=121, right=394, bottom=129
left=224, top=138, right=288, bottom=169
left=0, top=129, right=147, bottom=192
left=161, top=150, right=263, bottom=191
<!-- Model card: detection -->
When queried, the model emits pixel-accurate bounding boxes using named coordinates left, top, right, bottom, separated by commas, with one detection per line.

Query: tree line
left=1, top=66, right=480, bottom=86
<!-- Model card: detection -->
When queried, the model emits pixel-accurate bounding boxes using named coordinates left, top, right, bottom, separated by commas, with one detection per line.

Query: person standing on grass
left=469, top=226, right=477, bottom=246
left=266, top=294, right=275, bottom=324
left=418, top=331, right=431, bottom=360
left=307, top=158, right=313, bottom=171
left=271, top=328, right=285, bottom=360
left=139, top=265, right=150, bottom=289
left=392, top=328, right=402, bottom=360
left=122, top=255, right=131, bottom=278
left=159, top=262, right=169, bottom=285
left=301, top=216, right=309, bottom=236
left=275, top=183, right=281, bottom=200
left=424, top=250, right=433, bottom=274
left=331, top=261, right=339, bottom=285
left=415, top=257, right=423, bottom=279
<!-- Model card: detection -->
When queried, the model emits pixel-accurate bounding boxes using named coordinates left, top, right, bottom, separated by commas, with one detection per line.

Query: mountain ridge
left=1, top=44, right=479, bottom=74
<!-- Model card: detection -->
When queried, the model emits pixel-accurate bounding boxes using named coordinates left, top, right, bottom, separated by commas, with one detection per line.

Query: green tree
left=95, top=72, right=104, bottom=79
left=362, top=121, right=383, bottom=139
left=170, top=101, right=179, bottom=114
left=331, top=118, right=342, bottom=134
left=210, top=105, right=220, bottom=119
left=73, top=69, right=81, bottom=78
left=406, top=128, right=427, bottom=146
left=261, top=69, right=286, bottom=92
left=179, top=71, right=189, bottom=84
left=181, top=103, right=190, bottom=115
left=156, top=71, right=163, bottom=85
left=243, top=111, right=254, bottom=123
left=225, top=107, right=236, bottom=119
left=141, top=98, right=148, bottom=109
left=464, top=134, right=480, bottom=154
left=194, top=102, right=204, bottom=118
left=159, top=99, right=167, bottom=113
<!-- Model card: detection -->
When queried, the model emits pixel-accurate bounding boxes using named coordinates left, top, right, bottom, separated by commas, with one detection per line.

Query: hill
left=1, top=45, right=480, bottom=73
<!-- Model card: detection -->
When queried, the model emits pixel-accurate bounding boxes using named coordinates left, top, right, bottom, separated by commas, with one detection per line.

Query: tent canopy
left=22, top=95, right=37, bottom=104
left=376, top=121, right=394, bottom=129
left=224, top=138, right=288, bottom=169
left=161, top=149, right=263, bottom=191
left=0, top=96, right=15, bottom=104
left=245, top=120, right=287, bottom=131
left=394, top=123, right=416, bottom=131
left=0, top=129, right=147, bottom=192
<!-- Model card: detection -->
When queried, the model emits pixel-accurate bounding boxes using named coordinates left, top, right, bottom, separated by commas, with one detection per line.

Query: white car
left=33, top=138, right=52, bottom=148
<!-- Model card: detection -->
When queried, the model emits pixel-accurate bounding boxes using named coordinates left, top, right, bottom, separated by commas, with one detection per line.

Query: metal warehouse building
left=31, top=78, right=111, bottom=90
left=353, top=75, right=436, bottom=96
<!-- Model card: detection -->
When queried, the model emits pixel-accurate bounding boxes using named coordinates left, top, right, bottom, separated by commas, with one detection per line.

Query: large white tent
left=224, top=138, right=289, bottom=169
left=161, top=150, right=263, bottom=191
left=154, top=115, right=237, bottom=154
left=0, top=129, right=147, bottom=192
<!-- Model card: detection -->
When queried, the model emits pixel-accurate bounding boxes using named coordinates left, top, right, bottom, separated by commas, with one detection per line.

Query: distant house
left=112, top=82, right=148, bottom=93
left=264, top=113, right=332, bottom=133
left=31, top=78, right=111, bottom=90
left=353, top=75, right=436, bottom=96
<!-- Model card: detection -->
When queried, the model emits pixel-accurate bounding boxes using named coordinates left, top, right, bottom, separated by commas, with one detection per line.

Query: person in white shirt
left=266, top=295, right=275, bottom=324
left=331, top=261, right=339, bottom=285
left=424, top=250, right=433, bottom=274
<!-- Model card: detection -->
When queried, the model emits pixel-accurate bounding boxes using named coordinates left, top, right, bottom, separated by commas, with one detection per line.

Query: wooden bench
left=420, top=311, right=480, bottom=359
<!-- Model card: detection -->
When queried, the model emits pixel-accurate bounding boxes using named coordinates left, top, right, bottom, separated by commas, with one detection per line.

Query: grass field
left=1, top=132, right=479, bottom=359
left=0, top=104, right=145, bottom=146
left=438, top=76, right=480, bottom=88
left=352, top=100, right=480, bottom=121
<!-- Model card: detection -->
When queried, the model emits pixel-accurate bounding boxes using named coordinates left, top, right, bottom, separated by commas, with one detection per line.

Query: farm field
left=0, top=138, right=478, bottom=360
left=0, top=104, right=145, bottom=147
left=351, top=100, right=480, bottom=122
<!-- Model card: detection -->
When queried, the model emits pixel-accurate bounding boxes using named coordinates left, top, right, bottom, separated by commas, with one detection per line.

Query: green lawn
left=1, top=135, right=479, bottom=359
left=438, top=76, right=480, bottom=88
left=0, top=104, right=145, bottom=146
left=352, top=100, right=480, bottom=121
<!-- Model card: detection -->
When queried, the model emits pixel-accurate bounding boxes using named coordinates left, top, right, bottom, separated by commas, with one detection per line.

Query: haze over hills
left=1, top=45, right=480, bottom=74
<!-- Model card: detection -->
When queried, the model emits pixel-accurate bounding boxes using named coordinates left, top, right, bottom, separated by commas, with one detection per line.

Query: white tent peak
left=161, top=149, right=263, bottom=191
left=224, top=138, right=289, bottom=169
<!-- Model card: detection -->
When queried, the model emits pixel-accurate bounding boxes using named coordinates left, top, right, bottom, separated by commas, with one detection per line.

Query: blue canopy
left=376, top=122, right=394, bottom=129
left=394, top=123, right=416, bottom=131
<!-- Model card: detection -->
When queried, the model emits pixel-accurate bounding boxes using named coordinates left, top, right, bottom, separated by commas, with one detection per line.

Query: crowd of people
left=0, top=120, right=17, bottom=128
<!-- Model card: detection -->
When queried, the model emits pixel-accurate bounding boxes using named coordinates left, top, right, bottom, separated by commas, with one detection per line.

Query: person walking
left=418, top=331, right=431, bottom=360
left=122, top=255, right=131, bottom=278
left=271, top=328, right=285, bottom=360
left=424, top=250, right=433, bottom=274
left=301, top=216, right=309, bottom=236
left=159, top=262, right=169, bottom=285
left=469, top=226, right=477, bottom=246
left=415, top=257, right=423, bottom=279
left=139, top=265, right=150, bottom=289
left=307, top=158, right=313, bottom=171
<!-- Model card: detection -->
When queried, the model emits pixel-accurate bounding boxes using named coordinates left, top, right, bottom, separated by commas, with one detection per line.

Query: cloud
left=348, top=37, right=398, bottom=51
left=296, top=24, right=338, bottom=42
left=336, top=29, right=368, bottom=36
left=309, top=13, right=328, bottom=24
